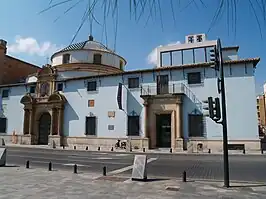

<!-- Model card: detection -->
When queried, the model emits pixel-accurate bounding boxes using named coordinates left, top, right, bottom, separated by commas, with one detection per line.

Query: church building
left=0, top=34, right=261, bottom=152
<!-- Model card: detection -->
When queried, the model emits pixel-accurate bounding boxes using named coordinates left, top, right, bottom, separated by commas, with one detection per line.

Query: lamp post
left=209, top=38, right=230, bottom=188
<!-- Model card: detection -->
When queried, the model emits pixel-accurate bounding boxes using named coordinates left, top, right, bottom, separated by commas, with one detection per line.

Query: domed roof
left=53, top=35, right=114, bottom=55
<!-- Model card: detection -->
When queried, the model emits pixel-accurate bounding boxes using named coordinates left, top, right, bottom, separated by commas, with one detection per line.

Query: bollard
left=243, top=149, right=245, bottom=154
left=130, top=147, right=132, bottom=152
left=208, top=149, right=211, bottom=154
left=62, top=145, right=65, bottom=149
left=98, top=146, right=100, bottom=151
left=48, top=162, right=52, bottom=171
left=103, top=166, right=107, bottom=176
left=86, top=146, right=88, bottom=150
left=170, top=148, right=172, bottom=153
left=74, top=146, right=76, bottom=150
left=111, top=147, right=113, bottom=151
left=182, top=171, right=187, bottom=182
left=143, top=148, right=145, bottom=152
left=73, top=164, right=77, bottom=174
left=261, top=149, right=264, bottom=154
left=26, top=160, right=30, bottom=169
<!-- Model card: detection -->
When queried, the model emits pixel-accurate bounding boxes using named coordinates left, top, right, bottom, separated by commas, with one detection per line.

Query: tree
left=41, top=0, right=266, bottom=44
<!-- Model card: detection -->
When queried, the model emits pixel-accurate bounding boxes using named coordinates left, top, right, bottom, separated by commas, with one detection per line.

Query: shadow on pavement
left=2, top=165, right=20, bottom=168
left=230, top=184, right=266, bottom=188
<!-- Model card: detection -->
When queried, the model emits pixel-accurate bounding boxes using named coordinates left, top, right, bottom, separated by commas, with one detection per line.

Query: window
left=187, top=72, right=201, bottom=84
left=161, top=52, right=171, bottom=66
left=62, top=54, right=70, bottom=64
left=93, top=54, right=102, bottom=64
left=29, top=86, right=36, bottom=94
left=1, top=89, right=9, bottom=98
left=85, top=116, right=96, bottom=135
left=196, top=35, right=203, bottom=42
left=120, top=60, right=123, bottom=70
left=188, top=36, right=194, bottom=43
left=172, top=51, right=182, bottom=65
left=128, top=116, right=140, bottom=136
left=194, top=48, right=205, bottom=63
left=0, top=118, right=7, bottom=133
left=183, top=49, right=194, bottom=65
left=57, top=83, right=63, bottom=91
left=188, top=114, right=203, bottom=137
left=128, top=77, right=139, bottom=89
left=87, top=81, right=97, bottom=91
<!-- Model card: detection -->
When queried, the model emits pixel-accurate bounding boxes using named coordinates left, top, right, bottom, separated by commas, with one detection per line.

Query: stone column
left=143, top=100, right=149, bottom=138
left=175, top=97, right=183, bottom=139
left=23, top=110, right=28, bottom=134
left=50, top=108, right=55, bottom=135
left=29, top=109, right=33, bottom=135
left=171, top=110, right=176, bottom=149
left=58, top=108, right=62, bottom=136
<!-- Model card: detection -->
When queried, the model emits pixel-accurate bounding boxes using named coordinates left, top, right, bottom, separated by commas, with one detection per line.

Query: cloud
left=147, top=41, right=181, bottom=66
left=8, top=35, right=62, bottom=57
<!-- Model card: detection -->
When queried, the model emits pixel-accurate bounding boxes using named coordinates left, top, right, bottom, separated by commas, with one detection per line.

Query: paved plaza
left=0, top=166, right=266, bottom=199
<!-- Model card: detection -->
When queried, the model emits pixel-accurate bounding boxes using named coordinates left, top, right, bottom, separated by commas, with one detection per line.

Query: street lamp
left=208, top=38, right=230, bottom=188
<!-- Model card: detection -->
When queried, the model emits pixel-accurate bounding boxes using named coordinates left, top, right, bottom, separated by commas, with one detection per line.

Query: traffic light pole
left=217, top=39, right=230, bottom=188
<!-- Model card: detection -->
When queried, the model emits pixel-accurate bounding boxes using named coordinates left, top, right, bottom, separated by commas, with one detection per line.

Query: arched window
left=93, top=54, right=102, bottom=64
left=120, top=60, right=123, bottom=70
left=62, top=54, right=70, bottom=64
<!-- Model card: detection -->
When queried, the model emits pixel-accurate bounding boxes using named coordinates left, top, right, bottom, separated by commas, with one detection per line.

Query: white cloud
left=147, top=41, right=181, bottom=66
left=8, top=35, right=62, bottom=57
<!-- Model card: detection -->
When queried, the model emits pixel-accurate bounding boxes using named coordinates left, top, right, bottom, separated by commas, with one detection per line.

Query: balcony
left=140, top=83, right=185, bottom=96
left=140, top=83, right=202, bottom=111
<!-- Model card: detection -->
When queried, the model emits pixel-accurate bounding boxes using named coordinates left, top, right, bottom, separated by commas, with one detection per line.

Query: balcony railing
left=140, top=83, right=202, bottom=111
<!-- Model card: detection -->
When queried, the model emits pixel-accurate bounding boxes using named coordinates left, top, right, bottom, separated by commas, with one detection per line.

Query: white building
left=0, top=34, right=261, bottom=152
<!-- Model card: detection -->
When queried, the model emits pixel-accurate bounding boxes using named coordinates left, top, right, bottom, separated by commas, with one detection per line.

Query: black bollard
left=73, top=164, right=77, bottom=174
left=261, top=149, right=264, bottom=154
left=208, top=149, right=211, bottom=154
left=243, top=149, right=246, bottom=154
left=26, top=160, right=30, bottom=169
left=74, top=146, right=76, bottom=150
left=130, top=147, right=132, bottom=152
left=103, top=166, right=107, bottom=176
left=48, top=162, right=52, bottom=171
left=143, top=148, right=145, bottom=152
left=62, top=145, right=65, bottom=149
left=111, top=147, right=113, bottom=151
left=98, top=146, right=100, bottom=151
left=182, top=171, right=187, bottom=182
left=86, top=146, right=88, bottom=150
left=170, top=148, right=172, bottom=153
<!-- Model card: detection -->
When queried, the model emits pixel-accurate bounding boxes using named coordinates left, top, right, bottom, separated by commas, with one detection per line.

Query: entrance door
left=38, top=113, right=51, bottom=145
left=156, top=114, right=171, bottom=148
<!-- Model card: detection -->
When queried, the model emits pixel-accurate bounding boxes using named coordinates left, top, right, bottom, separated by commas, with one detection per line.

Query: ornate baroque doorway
left=38, top=112, right=51, bottom=145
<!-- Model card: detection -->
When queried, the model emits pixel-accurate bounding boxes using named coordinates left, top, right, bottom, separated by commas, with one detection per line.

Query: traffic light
left=210, top=47, right=219, bottom=71
left=203, top=97, right=221, bottom=122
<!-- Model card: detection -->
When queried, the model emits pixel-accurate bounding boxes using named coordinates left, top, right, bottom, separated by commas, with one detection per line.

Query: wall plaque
left=108, top=125, right=114, bottom=130
left=88, top=100, right=95, bottom=107
left=108, top=111, right=115, bottom=118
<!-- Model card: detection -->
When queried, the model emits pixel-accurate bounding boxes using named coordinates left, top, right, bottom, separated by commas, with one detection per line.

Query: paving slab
left=0, top=166, right=266, bottom=198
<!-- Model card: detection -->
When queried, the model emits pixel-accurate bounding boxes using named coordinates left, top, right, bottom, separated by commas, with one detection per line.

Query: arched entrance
left=38, top=112, right=51, bottom=145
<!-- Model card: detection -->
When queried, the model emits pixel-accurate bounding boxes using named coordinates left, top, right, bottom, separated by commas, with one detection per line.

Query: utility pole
left=209, top=38, right=230, bottom=188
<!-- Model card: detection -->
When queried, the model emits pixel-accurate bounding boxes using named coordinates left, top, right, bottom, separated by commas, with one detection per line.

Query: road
left=3, top=146, right=266, bottom=183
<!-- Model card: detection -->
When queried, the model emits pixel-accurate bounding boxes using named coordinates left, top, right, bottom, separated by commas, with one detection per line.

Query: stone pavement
left=0, top=166, right=266, bottom=198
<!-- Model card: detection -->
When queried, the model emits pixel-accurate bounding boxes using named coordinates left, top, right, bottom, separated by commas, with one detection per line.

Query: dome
left=52, top=35, right=114, bottom=56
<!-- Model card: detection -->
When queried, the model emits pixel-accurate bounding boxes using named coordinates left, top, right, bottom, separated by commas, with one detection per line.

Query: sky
left=1, top=0, right=266, bottom=94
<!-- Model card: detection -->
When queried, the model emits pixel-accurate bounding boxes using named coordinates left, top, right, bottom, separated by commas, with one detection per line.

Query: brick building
left=0, top=39, right=39, bottom=85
